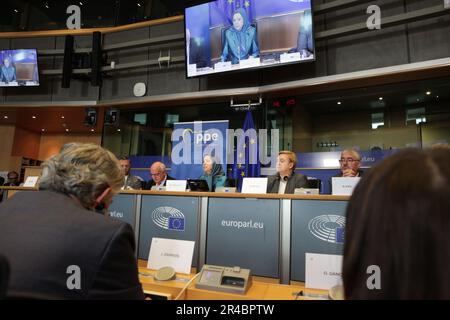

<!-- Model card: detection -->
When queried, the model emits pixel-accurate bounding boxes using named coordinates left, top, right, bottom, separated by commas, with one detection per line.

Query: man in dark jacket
left=0, top=143, right=144, bottom=299
left=267, top=151, right=307, bottom=194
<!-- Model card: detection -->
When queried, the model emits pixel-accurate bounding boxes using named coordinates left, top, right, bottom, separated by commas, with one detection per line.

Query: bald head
left=150, top=161, right=167, bottom=185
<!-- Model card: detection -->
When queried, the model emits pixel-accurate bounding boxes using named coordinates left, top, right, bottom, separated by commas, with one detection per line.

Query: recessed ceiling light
left=426, top=91, right=431, bottom=95
left=61, top=116, right=65, bottom=119
left=379, top=97, right=383, bottom=101
left=13, top=9, right=18, bottom=13
left=337, top=101, right=342, bottom=105
left=3, top=115, right=8, bottom=119
left=117, top=128, right=121, bottom=132
left=79, top=1, right=83, bottom=5
left=137, top=3, right=141, bottom=7
left=32, top=115, right=37, bottom=119
left=417, top=98, right=420, bottom=102
left=41, top=129, right=45, bottom=132
left=90, top=128, right=94, bottom=132
left=45, top=4, right=49, bottom=9
left=65, top=129, right=69, bottom=132
left=436, top=96, right=439, bottom=98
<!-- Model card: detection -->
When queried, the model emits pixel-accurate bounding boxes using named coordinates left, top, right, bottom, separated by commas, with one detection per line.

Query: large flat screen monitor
left=0, top=49, right=39, bottom=87
left=185, top=0, right=315, bottom=78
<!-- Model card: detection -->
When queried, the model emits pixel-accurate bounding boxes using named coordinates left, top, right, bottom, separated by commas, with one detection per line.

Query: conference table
left=1, top=187, right=349, bottom=285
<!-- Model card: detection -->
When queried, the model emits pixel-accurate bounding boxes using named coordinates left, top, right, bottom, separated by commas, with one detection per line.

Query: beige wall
left=11, top=127, right=41, bottom=159
left=0, top=125, right=16, bottom=171
left=39, top=133, right=102, bottom=161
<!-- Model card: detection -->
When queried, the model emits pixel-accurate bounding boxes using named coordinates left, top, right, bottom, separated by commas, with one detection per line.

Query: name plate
left=214, top=61, right=232, bottom=71
left=280, top=52, right=301, bottom=63
left=305, top=253, right=343, bottom=290
left=166, top=180, right=187, bottom=192
left=187, top=64, right=197, bottom=77
left=332, top=177, right=361, bottom=195
left=147, top=237, right=195, bottom=274
left=23, top=176, right=39, bottom=187
left=241, top=177, right=268, bottom=194
left=239, top=57, right=260, bottom=68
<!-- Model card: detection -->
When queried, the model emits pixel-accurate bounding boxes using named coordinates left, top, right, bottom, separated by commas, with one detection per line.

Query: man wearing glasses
left=143, top=161, right=174, bottom=190
left=337, top=149, right=364, bottom=177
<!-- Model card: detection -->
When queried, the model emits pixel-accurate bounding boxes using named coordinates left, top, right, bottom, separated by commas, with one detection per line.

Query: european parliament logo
left=151, top=206, right=185, bottom=231
left=308, top=215, right=345, bottom=244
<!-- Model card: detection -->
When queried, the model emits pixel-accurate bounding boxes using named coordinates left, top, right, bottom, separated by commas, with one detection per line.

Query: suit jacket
left=122, top=174, right=142, bottom=190
left=266, top=172, right=308, bottom=194
left=142, top=175, right=175, bottom=190
left=0, top=190, right=144, bottom=300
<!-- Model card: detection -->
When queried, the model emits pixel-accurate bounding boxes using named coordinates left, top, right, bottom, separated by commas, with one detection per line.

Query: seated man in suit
left=0, top=143, right=144, bottom=299
left=267, top=151, right=307, bottom=194
left=143, top=161, right=174, bottom=190
left=330, top=149, right=364, bottom=194
left=118, top=156, right=142, bottom=190
left=3, top=171, right=20, bottom=187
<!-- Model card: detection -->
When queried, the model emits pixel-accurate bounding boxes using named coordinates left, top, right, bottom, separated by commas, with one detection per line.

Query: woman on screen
left=1, top=57, right=16, bottom=83
left=221, top=8, right=259, bottom=65
left=199, top=155, right=226, bottom=192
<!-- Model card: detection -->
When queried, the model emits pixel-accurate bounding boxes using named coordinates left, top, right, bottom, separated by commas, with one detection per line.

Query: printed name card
left=147, top=237, right=195, bottom=274
left=305, top=253, right=343, bottom=290
left=214, top=61, right=232, bottom=71
left=280, top=52, right=301, bottom=63
left=23, top=176, right=39, bottom=187
left=166, top=180, right=187, bottom=192
left=241, top=177, right=268, bottom=194
left=332, top=177, right=361, bottom=195
left=239, top=57, right=260, bottom=68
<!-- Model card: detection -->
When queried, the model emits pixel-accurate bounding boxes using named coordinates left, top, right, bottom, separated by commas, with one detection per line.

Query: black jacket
left=266, top=172, right=308, bottom=194
left=142, top=175, right=175, bottom=190
left=0, top=190, right=144, bottom=299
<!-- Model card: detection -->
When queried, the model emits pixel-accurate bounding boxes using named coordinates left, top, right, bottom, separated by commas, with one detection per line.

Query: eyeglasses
left=339, top=158, right=360, bottom=164
left=151, top=172, right=163, bottom=177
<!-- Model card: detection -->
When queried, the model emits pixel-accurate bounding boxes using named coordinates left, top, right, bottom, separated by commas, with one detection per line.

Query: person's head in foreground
left=343, top=148, right=450, bottom=299
left=39, top=143, right=123, bottom=212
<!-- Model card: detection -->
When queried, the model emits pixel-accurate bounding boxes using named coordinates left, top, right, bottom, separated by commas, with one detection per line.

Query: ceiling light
left=3, top=115, right=8, bottom=119
left=32, top=115, right=37, bottom=119
left=117, top=128, right=121, bottom=132
left=65, top=129, right=69, bottom=132
left=426, top=91, right=431, bottom=95
left=90, top=128, right=95, bottom=132
left=379, top=97, right=383, bottom=101
left=337, top=101, right=342, bottom=105
left=41, top=129, right=45, bottom=132
left=61, top=116, right=65, bottom=119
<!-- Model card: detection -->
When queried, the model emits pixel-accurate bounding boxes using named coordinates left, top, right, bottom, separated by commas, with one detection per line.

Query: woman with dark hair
left=221, top=8, right=259, bottom=64
left=343, top=148, right=450, bottom=299
left=199, top=155, right=226, bottom=192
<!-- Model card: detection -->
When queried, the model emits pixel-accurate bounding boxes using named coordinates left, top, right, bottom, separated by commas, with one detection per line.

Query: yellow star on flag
left=241, top=172, right=245, bottom=177
left=238, top=164, right=242, bottom=169
left=244, top=1, right=250, bottom=8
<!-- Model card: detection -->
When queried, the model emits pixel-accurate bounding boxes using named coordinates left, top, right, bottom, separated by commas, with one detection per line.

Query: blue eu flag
left=231, top=110, right=261, bottom=191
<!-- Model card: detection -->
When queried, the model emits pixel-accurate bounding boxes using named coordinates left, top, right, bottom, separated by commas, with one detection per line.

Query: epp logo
left=151, top=206, right=185, bottom=231
left=308, top=215, right=345, bottom=244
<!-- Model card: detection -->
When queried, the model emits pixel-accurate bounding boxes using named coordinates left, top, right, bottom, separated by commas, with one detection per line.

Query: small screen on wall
left=0, top=49, right=39, bottom=87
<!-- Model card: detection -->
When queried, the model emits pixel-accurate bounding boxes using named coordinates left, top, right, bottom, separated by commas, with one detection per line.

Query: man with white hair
left=0, top=143, right=144, bottom=299
left=143, top=161, right=174, bottom=190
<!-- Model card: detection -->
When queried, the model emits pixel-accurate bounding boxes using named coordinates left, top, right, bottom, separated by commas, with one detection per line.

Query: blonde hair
left=39, top=143, right=123, bottom=209
left=278, top=150, right=297, bottom=169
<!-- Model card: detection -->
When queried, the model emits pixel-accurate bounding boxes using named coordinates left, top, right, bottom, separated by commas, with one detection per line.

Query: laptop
left=187, top=179, right=210, bottom=192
